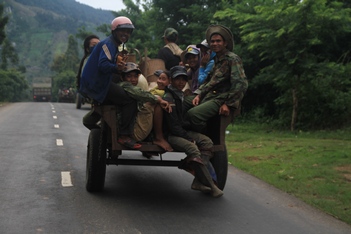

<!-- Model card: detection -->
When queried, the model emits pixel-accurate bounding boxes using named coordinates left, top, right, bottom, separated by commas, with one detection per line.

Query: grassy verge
left=226, top=122, right=351, bottom=225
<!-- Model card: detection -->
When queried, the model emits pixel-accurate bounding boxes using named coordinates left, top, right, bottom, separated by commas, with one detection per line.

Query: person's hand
left=201, top=53, right=210, bottom=67
left=116, top=54, right=128, bottom=72
left=192, top=95, right=200, bottom=106
left=159, top=99, right=172, bottom=113
left=219, top=103, right=230, bottom=116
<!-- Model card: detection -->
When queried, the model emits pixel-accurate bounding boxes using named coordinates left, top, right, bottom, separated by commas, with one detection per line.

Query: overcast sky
left=75, top=0, right=125, bottom=11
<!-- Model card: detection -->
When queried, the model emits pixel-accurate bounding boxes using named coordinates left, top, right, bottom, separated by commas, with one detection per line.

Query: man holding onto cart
left=80, top=16, right=142, bottom=149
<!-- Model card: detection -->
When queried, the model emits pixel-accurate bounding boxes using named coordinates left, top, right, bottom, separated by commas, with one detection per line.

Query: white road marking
left=53, top=116, right=57, bottom=119
left=54, top=124, right=59, bottom=129
left=56, top=139, right=63, bottom=146
left=61, top=171, right=73, bottom=187
left=52, top=110, right=56, bottom=113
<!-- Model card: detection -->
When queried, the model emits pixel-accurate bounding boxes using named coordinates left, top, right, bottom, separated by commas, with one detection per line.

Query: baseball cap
left=196, top=39, right=209, bottom=49
left=181, top=45, right=200, bottom=64
left=123, top=62, right=141, bottom=74
left=162, top=28, right=178, bottom=41
left=170, top=66, right=188, bottom=80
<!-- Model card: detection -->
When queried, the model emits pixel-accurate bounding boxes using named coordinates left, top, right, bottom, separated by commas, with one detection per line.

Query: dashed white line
left=54, top=124, right=59, bottom=129
left=61, top=171, right=73, bottom=187
left=52, top=110, right=56, bottom=113
left=53, top=116, right=57, bottom=119
left=56, top=139, right=63, bottom=146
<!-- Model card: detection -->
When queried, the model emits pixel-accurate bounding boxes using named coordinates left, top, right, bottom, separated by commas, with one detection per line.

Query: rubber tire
left=86, top=129, right=107, bottom=192
left=211, top=147, right=228, bottom=190
left=76, top=94, right=82, bottom=109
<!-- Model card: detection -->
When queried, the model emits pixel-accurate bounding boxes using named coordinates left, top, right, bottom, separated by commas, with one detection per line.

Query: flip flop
left=118, top=137, right=142, bottom=149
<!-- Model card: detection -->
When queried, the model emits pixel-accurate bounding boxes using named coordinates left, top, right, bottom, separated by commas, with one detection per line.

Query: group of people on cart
left=78, top=16, right=248, bottom=197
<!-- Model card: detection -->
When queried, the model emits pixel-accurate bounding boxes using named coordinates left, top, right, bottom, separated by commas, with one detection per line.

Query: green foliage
left=50, top=34, right=80, bottom=100
left=121, top=0, right=227, bottom=57
left=0, top=4, right=8, bottom=45
left=3, top=0, right=114, bottom=84
left=52, top=70, right=76, bottom=99
left=0, top=69, right=28, bottom=101
left=0, top=3, right=28, bottom=101
left=0, top=38, right=19, bottom=69
left=216, top=0, right=351, bottom=130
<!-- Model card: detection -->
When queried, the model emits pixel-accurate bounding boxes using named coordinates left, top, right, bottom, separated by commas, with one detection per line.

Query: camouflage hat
left=206, top=25, right=234, bottom=51
left=170, top=66, right=188, bottom=80
left=123, top=62, right=141, bottom=74
left=162, top=28, right=178, bottom=41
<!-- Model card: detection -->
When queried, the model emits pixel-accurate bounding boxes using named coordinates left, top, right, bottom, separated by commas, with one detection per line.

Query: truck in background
left=32, top=83, right=52, bottom=102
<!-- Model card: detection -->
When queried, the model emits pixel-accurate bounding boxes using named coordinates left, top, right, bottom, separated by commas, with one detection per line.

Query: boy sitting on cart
left=118, top=62, right=172, bottom=150
left=162, top=65, right=223, bottom=198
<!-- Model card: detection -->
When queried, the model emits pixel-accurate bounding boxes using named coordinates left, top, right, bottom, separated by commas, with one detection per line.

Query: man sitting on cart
left=184, top=25, right=248, bottom=133
left=80, top=16, right=143, bottom=149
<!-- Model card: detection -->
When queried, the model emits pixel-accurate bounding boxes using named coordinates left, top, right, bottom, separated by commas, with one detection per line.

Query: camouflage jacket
left=118, top=82, right=158, bottom=109
left=194, top=50, right=248, bottom=109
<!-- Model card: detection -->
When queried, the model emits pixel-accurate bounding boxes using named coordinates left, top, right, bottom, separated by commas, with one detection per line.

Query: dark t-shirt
left=157, top=47, right=181, bottom=70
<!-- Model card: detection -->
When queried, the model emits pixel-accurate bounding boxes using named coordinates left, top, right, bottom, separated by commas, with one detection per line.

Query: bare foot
left=153, top=139, right=173, bottom=152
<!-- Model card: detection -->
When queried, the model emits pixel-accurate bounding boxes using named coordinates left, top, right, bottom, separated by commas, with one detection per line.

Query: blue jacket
left=198, top=51, right=215, bottom=85
left=80, top=35, right=119, bottom=103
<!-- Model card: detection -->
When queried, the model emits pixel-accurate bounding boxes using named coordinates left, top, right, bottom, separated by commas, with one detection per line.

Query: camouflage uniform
left=185, top=50, right=248, bottom=132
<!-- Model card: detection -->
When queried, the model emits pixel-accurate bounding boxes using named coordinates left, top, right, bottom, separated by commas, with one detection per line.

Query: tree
left=216, top=0, right=351, bottom=130
left=51, top=34, right=80, bottom=100
left=0, top=4, right=8, bottom=45
left=0, top=3, right=28, bottom=102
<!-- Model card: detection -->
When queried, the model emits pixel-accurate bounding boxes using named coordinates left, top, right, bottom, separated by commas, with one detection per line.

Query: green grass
left=226, top=123, right=351, bottom=225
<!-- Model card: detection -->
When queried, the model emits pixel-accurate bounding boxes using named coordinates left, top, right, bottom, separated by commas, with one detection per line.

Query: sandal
left=118, top=137, right=142, bottom=149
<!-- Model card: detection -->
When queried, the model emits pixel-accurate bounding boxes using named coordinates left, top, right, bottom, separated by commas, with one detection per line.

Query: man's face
left=186, top=54, right=199, bottom=69
left=210, top=34, right=227, bottom=53
left=171, top=76, right=187, bottom=91
left=124, top=71, right=139, bottom=86
left=200, top=46, right=209, bottom=56
left=113, top=28, right=133, bottom=44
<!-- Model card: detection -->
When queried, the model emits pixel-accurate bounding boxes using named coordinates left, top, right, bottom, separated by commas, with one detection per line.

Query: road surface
left=0, top=102, right=350, bottom=234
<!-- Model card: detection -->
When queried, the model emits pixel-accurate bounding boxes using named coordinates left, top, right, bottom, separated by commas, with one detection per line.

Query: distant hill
left=2, top=0, right=116, bottom=83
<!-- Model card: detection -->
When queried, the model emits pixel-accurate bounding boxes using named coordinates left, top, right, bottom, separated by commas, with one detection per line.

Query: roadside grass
left=225, top=123, right=351, bottom=225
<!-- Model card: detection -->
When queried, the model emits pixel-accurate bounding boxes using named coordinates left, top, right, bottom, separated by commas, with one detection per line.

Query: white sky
left=75, top=0, right=125, bottom=11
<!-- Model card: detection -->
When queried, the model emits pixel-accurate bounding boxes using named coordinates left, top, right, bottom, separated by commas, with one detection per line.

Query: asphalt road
left=0, top=102, right=350, bottom=234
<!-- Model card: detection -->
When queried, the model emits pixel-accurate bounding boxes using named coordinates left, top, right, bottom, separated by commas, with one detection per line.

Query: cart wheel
left=76, top=94, right=82, bottom=109
left=86, top=129, right=107, bottom=192
left=211, top=147, right=228, bottom=190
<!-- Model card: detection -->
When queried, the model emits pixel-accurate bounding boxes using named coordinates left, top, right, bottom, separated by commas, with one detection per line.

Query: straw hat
left=205, top=25, right=234, bottom=51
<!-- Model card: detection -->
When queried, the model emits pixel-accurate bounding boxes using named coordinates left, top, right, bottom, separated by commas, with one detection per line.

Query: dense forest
left=0, top=0, right=350, bottom=131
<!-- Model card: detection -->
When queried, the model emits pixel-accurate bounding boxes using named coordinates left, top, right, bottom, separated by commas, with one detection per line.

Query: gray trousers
left=168, top=131, right=213, bottom=158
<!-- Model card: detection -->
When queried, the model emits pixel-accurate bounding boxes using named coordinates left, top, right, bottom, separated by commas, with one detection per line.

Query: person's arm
left=119, top=82, right=158, bottom=104
left=198, top=59, right=214, bottom=85
left=223, top=55, right=248, bottom=108
left=163, top=93, right=194, bottom=142
left=97, top=37, right=120, bottom=74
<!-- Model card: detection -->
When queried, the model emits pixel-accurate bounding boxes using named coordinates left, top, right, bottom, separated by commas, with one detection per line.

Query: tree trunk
left=291, top=88, right=298, bottom=132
